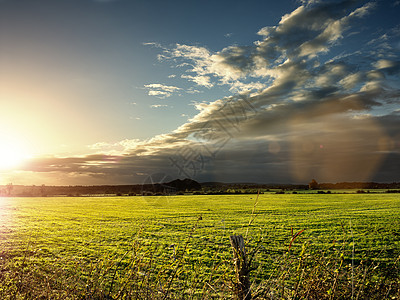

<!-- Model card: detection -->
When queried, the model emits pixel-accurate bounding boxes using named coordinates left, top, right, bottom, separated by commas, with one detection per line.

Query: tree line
left=1, top=179, right=400, bottom=197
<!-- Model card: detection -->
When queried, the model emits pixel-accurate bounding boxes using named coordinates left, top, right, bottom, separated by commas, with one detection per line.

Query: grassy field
left=1, top=193, right=399, bottom=299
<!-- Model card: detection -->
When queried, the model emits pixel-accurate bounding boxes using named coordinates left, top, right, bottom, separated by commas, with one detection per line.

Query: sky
left=1, top=0, right=399, bottom=185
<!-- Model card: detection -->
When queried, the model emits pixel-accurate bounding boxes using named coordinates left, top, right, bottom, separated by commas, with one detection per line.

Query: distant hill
left=166, top=178, right=201, bottom=191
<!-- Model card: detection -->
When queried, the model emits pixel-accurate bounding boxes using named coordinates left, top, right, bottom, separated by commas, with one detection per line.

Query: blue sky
left=1, top=0, right=400, bottom=185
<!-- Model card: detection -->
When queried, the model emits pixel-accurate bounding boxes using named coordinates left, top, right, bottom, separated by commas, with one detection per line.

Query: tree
left=6, top=183, right=13, bottom=196
left=309, top=179, right=319, bottom=190
left=40, top=184, right=47, bottom=197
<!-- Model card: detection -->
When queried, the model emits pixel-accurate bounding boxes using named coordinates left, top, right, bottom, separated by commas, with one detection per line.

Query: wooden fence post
left=230, top=235, right=252, bottom=300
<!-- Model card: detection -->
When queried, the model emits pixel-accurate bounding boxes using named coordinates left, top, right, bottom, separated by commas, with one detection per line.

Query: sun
left=0, top=135, right=29, bottom=171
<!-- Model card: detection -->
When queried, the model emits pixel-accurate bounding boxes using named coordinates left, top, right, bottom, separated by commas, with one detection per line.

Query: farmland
left=1, top=193, right=399, bottom=299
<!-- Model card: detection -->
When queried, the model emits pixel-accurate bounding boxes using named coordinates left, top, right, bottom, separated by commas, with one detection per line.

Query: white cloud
left=142, top=42, right=162, bottom=48
left=228, top=81, right=266, bottom=93
left=148, top=90, right=170, bottom=97
left=89, top=142, right=110, bottom=150
left=144, top=83, right=181, bottom=92
left=144, top=83, right=182, bottom=98
left=88, top=139, right=141, bottom=155
left=150, top=104, right=169, bottom=108
left=374, top=59, right=396, bottom=69
left=181, top=74, right=213, bottom=88
left=339, top=72, right=364, bottom=90
left=171, top=44, right=211, bottom=60
left=349, top=2, right=375, bottom=18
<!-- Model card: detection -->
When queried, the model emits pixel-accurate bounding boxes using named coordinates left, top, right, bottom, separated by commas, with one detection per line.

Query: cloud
left=181, top=74, right=213, bottom=88
left=17, top=106, right=399, bottom=185
left=139, top=0, right=398, bottom=182
left=186, top=88, right=202, bottom=94
left=147, top=0, right=376, bottom=95
left=143, top=81, right=207, bottom=97
left=144, top=83, right=182, bottom=98
left=12, top=0, right=400, bottom=185
left=150, top=104, right=169, bottom=108
left=142, top=42, right=162, bottom=48
left=88, top=139, right=142, bottom=155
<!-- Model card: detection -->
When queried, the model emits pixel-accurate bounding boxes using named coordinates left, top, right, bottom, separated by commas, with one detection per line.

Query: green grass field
left=1, top=193, right=399, bottom=299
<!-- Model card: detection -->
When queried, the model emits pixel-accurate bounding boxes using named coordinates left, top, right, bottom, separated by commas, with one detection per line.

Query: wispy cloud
left=150, top=104, right=169, bottom=108
left=144, top=83, right=182, bottom=98
left=181, top=74, right=213, bottom=88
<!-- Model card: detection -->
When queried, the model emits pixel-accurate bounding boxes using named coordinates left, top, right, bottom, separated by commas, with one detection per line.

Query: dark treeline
left=318, top=182, right=400, bottom=189
left=0, top=179, right=201, bottom=197
left=1, top=180, right=400, bottom=197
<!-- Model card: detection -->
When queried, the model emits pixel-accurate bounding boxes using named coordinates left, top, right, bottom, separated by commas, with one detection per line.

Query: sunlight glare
left=0, top=134, right=29, bottom=171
